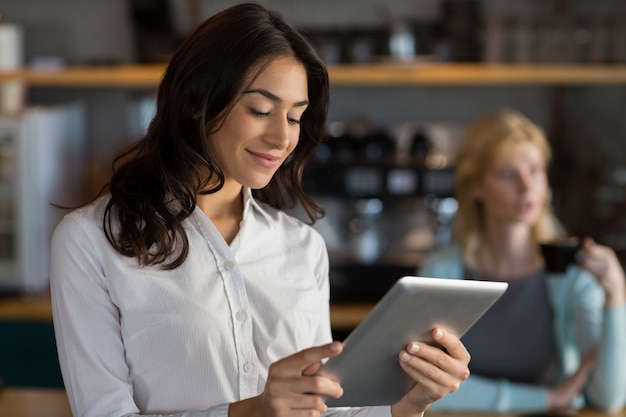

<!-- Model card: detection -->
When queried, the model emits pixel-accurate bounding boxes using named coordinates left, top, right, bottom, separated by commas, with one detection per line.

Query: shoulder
left=53, top=196, right=109, bottom=245
left=251, top=200, right=327, bottom=251
left=257, top=200, right=324, bottom=235
left=419, top=245, right=464, bottom=279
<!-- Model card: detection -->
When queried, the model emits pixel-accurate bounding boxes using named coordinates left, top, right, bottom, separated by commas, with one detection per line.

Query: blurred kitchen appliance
left=388, top=19, right=416, bottom=61
left=349, top=198, right=384, bottom=263
left=423, top=194, right=458, bottom=247
left=0, top=102, right=86, bottom=293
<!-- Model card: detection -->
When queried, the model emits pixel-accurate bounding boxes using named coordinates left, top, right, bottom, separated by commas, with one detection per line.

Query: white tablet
left=318, top=275, right=508, bottom=407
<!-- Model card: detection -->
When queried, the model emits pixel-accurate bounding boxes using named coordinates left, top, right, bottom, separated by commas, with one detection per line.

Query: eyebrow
left=243, top=88, right=309, bottom=107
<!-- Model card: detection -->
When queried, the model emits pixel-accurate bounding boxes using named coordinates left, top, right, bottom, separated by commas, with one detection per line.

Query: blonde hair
left=453, top=108, right=564, bottom=268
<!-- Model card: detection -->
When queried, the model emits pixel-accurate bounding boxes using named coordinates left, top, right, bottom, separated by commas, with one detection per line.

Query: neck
left=476, top=221, right=541, bottom=279
left=197, top=181, right=244, bottom=244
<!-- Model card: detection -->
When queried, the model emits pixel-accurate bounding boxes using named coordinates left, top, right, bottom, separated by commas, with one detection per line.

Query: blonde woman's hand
left=391, top=328, right=471, bottom=417
left=578, top=237, right=626, bottom=309
left=548, top=350, right=597, bottom=410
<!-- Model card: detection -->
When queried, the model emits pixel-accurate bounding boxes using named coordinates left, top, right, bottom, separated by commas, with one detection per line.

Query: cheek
left=536, top=180, right=549, bottom=202
left=480, top=180, right=513, bottom=203
left=286, top=130, right=300, bottom=154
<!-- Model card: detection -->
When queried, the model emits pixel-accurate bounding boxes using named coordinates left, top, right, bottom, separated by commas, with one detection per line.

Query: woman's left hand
left=578, top=237, right=626, bottom=309
left=391, top=328, right=470, bottom=417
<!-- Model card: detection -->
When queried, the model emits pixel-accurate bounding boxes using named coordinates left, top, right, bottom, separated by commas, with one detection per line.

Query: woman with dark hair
left=51, top=3, right=470, bottom=417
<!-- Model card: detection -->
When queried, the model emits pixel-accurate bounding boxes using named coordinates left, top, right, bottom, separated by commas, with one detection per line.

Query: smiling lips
left=248, top=150, right=281, bottom=169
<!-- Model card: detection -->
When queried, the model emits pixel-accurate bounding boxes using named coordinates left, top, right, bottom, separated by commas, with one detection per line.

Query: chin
left=245, top=179, right=274, bottom=190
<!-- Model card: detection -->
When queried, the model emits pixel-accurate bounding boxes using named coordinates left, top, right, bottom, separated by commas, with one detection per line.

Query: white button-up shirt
left=51, top=189, right=392, bottom=417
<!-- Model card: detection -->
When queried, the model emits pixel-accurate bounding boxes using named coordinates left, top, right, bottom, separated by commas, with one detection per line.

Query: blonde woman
left=419, top=108, right=626, bottom=412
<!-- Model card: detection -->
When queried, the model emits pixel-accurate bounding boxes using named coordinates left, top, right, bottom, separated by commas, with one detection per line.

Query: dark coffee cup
left=540, top=237, right=582, bottom=273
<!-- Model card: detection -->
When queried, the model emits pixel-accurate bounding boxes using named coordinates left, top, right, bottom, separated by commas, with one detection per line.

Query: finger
left=398, top=351, right=463, bottom=405
left=302, top=360, right=323, bottom=376
left=429, top=328, right=471, bottom=363
left=269, top=374, right=343, bottom=402
left=579, top=350, right=597, bottom=372
left=271, top=341, right=343, bottom=377
left=262, top=391, right=328, bottom=417
left=398, top=330, right=471, bottom=384
left=399, top=345, right=464, bottom=385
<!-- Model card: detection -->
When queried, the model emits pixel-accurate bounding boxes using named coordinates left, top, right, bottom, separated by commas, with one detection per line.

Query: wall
left=0, top=0, right=135, bottom=65
left=4, top=0, right=626, bottom=64
left=2, top=0, right=626, bottom=255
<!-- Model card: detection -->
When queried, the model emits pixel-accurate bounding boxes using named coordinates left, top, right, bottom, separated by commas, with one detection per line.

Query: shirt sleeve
left=569, top=270, right=626, bottom=411
left=50, top=215, right=234, bottom=417
left=586, top=303, right=626, bottom=411
left=426, top=374, right=557, bottom=412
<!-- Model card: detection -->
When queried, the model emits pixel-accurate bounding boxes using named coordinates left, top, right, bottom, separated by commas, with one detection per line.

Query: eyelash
left=250, top=109, right=301, bottom=125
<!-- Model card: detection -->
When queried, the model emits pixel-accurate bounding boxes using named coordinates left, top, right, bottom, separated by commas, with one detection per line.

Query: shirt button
left=224, top=260, right=235, bottom=271
left=236, top=311, right=247, bottom=321
left=243, top=362, right=254, bottom=373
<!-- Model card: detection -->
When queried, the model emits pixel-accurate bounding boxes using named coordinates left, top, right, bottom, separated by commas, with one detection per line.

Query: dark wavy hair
left=103, top=3, right=329, bottom=269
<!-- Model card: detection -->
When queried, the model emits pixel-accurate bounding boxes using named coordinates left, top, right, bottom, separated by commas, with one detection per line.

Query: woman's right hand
left=577, top=237, right=626, bottom=309
left=548, top=351, right=597, bottom=410
left=229, top=342, right=344, bottom=417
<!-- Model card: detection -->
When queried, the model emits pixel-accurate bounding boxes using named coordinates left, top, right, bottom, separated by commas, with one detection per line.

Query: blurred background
left=0, top=0, right=626, bottom=388
left=2, top=0, right=626, bottom=297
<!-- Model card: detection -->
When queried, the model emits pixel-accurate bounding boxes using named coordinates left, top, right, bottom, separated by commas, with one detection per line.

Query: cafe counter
left=0, top=388, right=71, bottom=417
left=2, top=388, right=626, bottom=417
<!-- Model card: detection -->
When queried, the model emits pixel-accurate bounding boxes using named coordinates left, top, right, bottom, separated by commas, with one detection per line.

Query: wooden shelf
left=0, top=65, right=166, bottom=88
left=329, top=63, right=626, bottom=85
left=2, top=64, right=626, bottom=88
left=329, top=302, right=375, bottom=330
left=0, top=293, right=53, bottom=322
left=0, top=292, right=373, bottom=330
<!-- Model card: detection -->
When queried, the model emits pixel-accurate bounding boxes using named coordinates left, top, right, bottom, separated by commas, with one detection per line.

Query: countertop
left=0, top=292, right=374, bottom=330
left=2, top=388, right=626, bottom=417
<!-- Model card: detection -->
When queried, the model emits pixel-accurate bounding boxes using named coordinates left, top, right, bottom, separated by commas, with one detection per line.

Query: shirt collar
left=242, top=187, right=275, bottom=227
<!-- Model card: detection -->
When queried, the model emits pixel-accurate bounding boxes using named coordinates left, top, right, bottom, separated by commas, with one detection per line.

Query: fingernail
left=330, top=342, right=342, bottom=352
left=400, top=351, right=411, bottom=362
left=409, top=343, right=420, bottom=354
left=434, top=329, right=443, bottom=339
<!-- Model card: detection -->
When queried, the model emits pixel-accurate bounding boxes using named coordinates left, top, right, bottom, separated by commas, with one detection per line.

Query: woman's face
left=475, top=141, right=548, bottom=228
left=208, top=56, right=309, bottom=190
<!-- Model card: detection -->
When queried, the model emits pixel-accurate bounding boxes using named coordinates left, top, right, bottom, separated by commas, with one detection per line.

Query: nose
left=517, top=172, right=531, bottom=192
left=266, top=116, right=292, bottom=150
